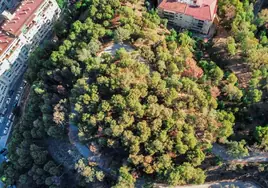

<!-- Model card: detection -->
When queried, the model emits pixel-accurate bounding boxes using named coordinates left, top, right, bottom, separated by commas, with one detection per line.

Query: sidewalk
left=0, top=120, right=13, bottom=149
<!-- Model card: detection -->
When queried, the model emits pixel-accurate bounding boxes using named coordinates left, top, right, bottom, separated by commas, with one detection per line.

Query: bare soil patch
left=208, top=26, right=252, bottom=88
left=46, top=137, right=83, bottom=170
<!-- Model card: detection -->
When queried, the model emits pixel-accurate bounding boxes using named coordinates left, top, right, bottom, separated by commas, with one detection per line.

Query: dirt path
left=68, top=108, right=115, bottom=176
left=46, top=137, right=82, bottom=170
left=155, top=180, right=259, bottom=188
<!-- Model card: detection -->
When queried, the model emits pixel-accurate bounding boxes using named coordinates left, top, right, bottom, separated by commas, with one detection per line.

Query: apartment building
left=0, top=0, right=60, bottom=108
left=157, top=0, right=217, bottom=34
left=0, top=0, right=18, bottom=13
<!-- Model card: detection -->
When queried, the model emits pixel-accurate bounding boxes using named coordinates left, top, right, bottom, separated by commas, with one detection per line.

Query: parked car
left=6, top=120, right=11, bottom=127
left=2, top=149, right=8, bottom=156
left=4, top=156, right=9, bottom=162
left=9, top=90, right=14, bottom=96
left=2, top=107, right=7, bottom=115
left=0, top=148, right=7, bottom=154
left=8, top=113, right=13, bottom=120
left=3, top=129, right=7, bottom=135
left=15, top=94, right=20, bottom=101
left=23, top=80, right=27, bottom=87
left=6, top=98, right=11, bottom=105
left=13, top=101, right=18, bottom=108
left=0, top=116, right=4, bottom=123
left=19, top=86, right=23, bottom=90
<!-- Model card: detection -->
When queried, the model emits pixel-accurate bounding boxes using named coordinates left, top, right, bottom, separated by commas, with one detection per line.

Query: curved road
left=212, top=143, right=268, bottom=163
left=156, top=181, right=259, bottom=188
left=68, top=112, right=112, bottom=175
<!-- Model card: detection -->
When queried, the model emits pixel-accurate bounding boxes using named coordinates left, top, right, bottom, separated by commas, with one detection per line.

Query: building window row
left=1, top=86, right=7, bottom=94
left=0, top=97, right=4, bottom=104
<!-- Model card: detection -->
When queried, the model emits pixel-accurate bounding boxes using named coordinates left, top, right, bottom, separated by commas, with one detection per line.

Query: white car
left=4, top=156, right=9, bottom=162
left=2, top=107, right=7, bottom=115
left=3, top=129, right=7, bottom=135
left=23, top=80, right=27, bottom=87
left=6, top=98, right=11, bottom=105
left=6, top=120, right=11, bottom=127
left=0, top=116, right=4, bottom=123
left=4, top=126, right=8, bottom=132
left=15, top=94, right=20, bottom=101
left=8, top=113, right=13, bottom=120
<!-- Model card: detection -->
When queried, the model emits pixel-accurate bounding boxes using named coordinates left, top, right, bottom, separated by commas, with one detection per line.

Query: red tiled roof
left=0, top=32, right=14, bottom=52
left=1, top=0, right=44, bottom=36
left=0, top=0, right=45, bottom=57
left=159, top=1, right=187, bottom=13
left=158, top=0, right=217, bottom=21
left=185, top=5, right=212, bottom=20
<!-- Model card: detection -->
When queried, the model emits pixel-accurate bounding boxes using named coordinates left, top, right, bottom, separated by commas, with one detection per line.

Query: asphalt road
left=0, top=24, right=58, bottom=186
left=0, top=73, right=25, bottom=135
left=0, top=66, right=27, bottom=147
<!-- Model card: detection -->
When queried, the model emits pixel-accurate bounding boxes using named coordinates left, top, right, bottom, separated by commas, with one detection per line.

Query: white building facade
left=0, top=0, right=60, bottom=107
left=157, top=0, right=217, bottom=34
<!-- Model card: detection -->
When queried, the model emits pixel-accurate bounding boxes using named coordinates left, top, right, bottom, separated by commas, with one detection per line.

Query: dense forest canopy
left=1, top=0, right=268, bottom=187
left=71, top=47, right=235, bottom=185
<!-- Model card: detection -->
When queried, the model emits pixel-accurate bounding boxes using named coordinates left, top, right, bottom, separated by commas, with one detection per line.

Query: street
left=0, top=68, right=27, bottom=148
left=0, top=30, right=55, bottom=168
left=0, top=69, right=27, bottom=188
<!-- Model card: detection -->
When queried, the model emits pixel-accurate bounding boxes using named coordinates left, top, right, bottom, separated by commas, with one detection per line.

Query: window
left=198, top=20, right=204, bottom=24
left=15, top=64, right=21, bottom=71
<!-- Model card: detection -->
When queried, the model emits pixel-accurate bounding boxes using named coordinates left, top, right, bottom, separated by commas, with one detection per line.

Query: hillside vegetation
left=1, top=0, right=268, bottom=187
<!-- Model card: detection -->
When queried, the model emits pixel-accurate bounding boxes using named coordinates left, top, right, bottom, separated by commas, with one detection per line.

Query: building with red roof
left=0, top=0, right=60, bottom=108
left=157, top=0, right=217, bottom=34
